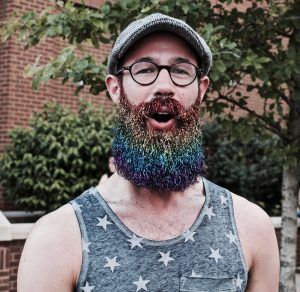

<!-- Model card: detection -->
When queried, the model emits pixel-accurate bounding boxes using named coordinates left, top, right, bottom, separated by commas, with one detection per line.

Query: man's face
left=120, top=32, right=206, bottom=110
left=106, top=32, right=209, bottom=191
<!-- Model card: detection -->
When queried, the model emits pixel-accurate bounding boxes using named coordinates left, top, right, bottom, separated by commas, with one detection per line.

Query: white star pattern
left=235, top=274, right=244, bottom=289
left=127, top=234, right=143, bottom=249
left=96, top=215, right=113, bottom=231
left=103, top=256, right=121, bottom=272
left=190, top=269, right=202, bottom=278
left=208, top=247, right=223, bottom=263
left=226, top=230, right=238, bottom=245
left=92, top=189, right=98, bottom=197
left=203, top=206, right=216, bottom=220
left=158, top=251, right=174, bottom=267
left=82, top=239, right=91, bottom=253
left=219, top=194, right=229, bottom=206
left=182, top=230, right=196, bottom=242
left=133, top=275, right=150, bottom=291
left=81, top=281, right=95, bottom=292
left=75, top=183, right=247, bottom=291
left=72, top=201, right=82, bottom=213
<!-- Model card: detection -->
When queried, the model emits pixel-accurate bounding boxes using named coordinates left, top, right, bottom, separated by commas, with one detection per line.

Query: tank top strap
left=202, top=178, right=248, bottom=276
left=69, top=187, right=108, bottom=289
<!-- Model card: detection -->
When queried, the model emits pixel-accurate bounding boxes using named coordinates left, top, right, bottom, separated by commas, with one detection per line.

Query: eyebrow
left=173, top=57, right=191, bottom=63
left=135, top=57, right=154, bottom=62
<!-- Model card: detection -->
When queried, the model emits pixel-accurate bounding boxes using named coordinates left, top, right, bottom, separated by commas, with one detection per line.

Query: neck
left=97, top=172, right=206, bottom=240
left=99, top=172, right=204, bottom=211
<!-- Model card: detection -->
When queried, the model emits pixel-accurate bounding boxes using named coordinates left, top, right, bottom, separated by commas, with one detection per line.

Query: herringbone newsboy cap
left=107, top=13, right=212, bottom=75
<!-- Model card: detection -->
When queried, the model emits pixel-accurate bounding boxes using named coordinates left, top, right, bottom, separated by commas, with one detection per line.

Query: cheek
left=179, top=86, right=199, bottom=109
left=123, top=79, right=148, bottom=106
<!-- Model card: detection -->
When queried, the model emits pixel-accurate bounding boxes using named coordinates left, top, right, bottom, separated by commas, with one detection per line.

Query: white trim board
left=0, top=212, right=297, bottom=241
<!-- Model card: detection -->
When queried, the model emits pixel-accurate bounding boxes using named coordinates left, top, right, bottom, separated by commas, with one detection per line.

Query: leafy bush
left=203, top=119, right=282, bottom=216
left=0, top=101, right=115, bottom=212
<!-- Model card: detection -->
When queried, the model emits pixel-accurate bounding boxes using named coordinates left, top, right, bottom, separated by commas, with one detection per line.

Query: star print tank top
left=70, top=178, right=248, bottom=292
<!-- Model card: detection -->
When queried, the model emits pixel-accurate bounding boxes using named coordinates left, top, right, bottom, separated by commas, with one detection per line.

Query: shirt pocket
left=179, top=276, right=237, bottom=292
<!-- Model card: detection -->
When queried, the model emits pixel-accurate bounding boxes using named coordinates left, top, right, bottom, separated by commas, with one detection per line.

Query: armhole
left=226, top=190, right=249, bottom=279
left=69, top=201, right=90, bottom=290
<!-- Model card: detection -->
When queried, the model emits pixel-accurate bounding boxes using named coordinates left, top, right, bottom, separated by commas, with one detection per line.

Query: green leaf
left=182, top=4, right=189, bottom=14
left=141, top=7, right=152, bottom=13
left=56, top=1, right=64, bottom=8
left=101, top=4, right=110, bottom=15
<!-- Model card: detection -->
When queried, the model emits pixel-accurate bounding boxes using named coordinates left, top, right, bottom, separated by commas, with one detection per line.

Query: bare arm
left=18, top=204, right=82, bottom=292
left=233, top=194, right=279, bottom=291
left=245, top=206, right=280, bottom=291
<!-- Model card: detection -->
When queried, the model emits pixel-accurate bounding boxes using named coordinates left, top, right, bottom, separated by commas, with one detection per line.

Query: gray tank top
left=70, top=178, right=248, bottom=291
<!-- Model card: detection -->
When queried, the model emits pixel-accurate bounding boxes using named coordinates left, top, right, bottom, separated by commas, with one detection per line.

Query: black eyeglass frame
left=116, top=61, right=204, bottom=87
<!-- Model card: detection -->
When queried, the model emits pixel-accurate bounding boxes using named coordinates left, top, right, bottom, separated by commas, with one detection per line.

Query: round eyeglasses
left=116, top=61, right=204, bottom=86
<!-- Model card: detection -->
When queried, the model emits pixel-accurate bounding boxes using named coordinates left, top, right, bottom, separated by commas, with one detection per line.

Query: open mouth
left=150, top=112, right=175, bottom=123
left=146, top=112, right=177, bottom=131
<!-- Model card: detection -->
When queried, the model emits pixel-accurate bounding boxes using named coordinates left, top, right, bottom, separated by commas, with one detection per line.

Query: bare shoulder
left=18, top=203, right=81, bottom=292
left=231, top=193, right=279, bottom=291
left=231, top=193, right=275, bottom=235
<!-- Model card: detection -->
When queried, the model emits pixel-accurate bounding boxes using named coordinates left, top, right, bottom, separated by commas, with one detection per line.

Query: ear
left=198, top=75, right=210, bottom=103
left=105, top=74, right=121, bottom=104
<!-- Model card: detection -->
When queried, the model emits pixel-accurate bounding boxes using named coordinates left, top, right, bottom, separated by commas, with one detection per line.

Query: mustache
left=131, top=97, right=186, bottom=120
left=118, top=83, right=203, bottom=129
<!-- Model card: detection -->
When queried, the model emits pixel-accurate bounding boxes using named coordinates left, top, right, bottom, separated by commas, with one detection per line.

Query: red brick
left=0, top=249, right=9, bottom=270
left=9, top=275, right=16, bottom=282
left=0, top=284, right=10, bottom=292
left=8, top=247, right=20, bottom=254
left=0, top=270, right=9, bottom=277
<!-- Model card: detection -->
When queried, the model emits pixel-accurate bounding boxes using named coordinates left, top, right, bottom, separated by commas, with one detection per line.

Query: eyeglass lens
left=130, top=62, right=197, bottom=86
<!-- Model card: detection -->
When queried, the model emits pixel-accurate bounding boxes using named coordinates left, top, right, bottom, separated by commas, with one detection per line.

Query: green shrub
left=203, top=119, right=282, bottom=216
left=0, top=101, right=115, bottom=212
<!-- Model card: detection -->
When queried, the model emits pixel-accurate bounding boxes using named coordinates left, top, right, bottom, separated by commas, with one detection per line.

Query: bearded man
left=18, top=13, right=279, bottom=292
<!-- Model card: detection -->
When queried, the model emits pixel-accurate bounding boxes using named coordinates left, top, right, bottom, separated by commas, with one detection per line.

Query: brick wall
left=0, top=0, right=113, bottom=209
left=0, top=0, right=112, bottom=145
left=0, top=240, right=24, bottom=292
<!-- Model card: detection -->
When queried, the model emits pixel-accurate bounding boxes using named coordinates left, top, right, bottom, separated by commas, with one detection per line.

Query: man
left=18, top=13, right=279, bottom=291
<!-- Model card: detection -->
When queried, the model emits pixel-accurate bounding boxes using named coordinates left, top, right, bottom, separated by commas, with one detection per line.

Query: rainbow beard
left=112, top=90, right=205, bottom=192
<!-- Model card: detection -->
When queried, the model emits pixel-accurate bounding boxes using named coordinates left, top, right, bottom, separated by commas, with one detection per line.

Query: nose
left=153, top=68, right=175, bottom=99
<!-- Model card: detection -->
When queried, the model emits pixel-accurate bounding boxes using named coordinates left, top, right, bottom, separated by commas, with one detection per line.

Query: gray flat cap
left=107, top=13, right=212, bottom=76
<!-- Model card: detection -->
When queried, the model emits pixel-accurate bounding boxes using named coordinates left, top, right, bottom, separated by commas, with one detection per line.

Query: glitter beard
left=112, top=85, right=205, bottom=192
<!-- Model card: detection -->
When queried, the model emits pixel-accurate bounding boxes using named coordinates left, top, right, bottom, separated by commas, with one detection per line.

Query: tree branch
left=215, top=90, right=285, bottom=140
left=280, top=92, right=294, bottom=110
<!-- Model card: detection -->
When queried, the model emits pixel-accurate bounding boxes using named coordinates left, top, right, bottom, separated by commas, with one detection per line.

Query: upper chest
left=109, top=197, right=205, bottom=241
